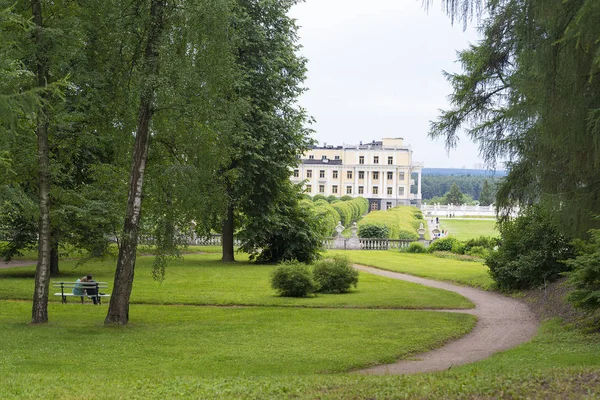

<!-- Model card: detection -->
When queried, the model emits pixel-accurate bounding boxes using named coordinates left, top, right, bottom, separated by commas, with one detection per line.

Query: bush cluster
left=313, top=255, right=359, bottom=293
left=270, top=261, right=318, bottom=297
left=406, top=242, right=427, bottom=253
left=270, top=256, right=359, bottom=297
left=486, top=205, right=574, bottom=291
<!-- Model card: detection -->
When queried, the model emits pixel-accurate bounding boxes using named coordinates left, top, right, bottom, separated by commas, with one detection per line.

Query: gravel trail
left=355, top=264, right=538, bottom=375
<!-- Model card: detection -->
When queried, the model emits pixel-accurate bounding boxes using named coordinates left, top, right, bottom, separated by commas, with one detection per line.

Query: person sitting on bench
left=72, top=275, right=91, bottom=296
left=86, top=276, right=99, bottom=305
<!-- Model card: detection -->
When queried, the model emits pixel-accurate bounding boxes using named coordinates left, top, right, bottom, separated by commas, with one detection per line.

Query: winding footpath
left=355, top=264, right=539, bottom=375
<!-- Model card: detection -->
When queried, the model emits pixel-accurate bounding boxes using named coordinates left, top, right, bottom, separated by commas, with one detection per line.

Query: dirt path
left=354, top=265, right=538, bottom=375
left=0, top=260, right=36, bottom=269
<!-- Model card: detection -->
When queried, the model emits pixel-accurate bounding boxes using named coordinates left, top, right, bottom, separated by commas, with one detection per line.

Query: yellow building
left=291, top=138, right=423, bottom=211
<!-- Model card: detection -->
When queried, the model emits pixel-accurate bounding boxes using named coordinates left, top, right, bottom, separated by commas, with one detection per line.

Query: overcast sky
left=290, top=0, right=484, bottom=169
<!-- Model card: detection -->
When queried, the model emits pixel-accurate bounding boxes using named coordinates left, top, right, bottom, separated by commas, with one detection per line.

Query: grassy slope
left=440, top=218, right=498, bottom=240
left=328, top=250, right=494, bottom=289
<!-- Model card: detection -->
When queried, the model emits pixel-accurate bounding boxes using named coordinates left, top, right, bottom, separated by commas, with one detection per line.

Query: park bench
left=53, top=281, right=111, bottom=304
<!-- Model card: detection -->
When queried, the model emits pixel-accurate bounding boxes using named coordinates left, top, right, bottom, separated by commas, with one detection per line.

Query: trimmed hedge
left=331, top=197, right=369, bottom=227
left=357, top=206, right=421, bottom=240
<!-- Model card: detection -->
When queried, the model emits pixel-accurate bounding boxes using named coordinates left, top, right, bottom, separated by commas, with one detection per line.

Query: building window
left=399, top=186, right=405, bottom=195
left=399, top=172, right=405, bottom=180
left=373, top=186, right=379, bottom=195
left=293, top=170, right=299, bottom=177
left=306, top=184, right=312, bottom=193
left=346, top=186, right=352, bottom=194
left=309, top=155, right=314, bottom=160
left=358, top=186, right=364, bottom=194
left=307, top=170, right=312, bottom=178
left=387, top=171, right=393, bottom=180
left=386, top=202, right=392, bottom=209
left=359, top=156, right=364, bottom=164
left=347, top=171, right=353, bottom=179
left=373, top=171, right=379, bottom=180
left=319, top=185, right=325, bottom=193
left=322, top=155, right=327, bottom=160
left=388, top=156, right=393, bottom=165
left=296, top=155, right=301, bottom=159
left=358, top=171, right=364, bottom=179
left=371, top=201, right=379, bottom=211
left=332, top=170, right=338, bottom=179
left=332, top=185, right=338, bottom=194
left=387, top=187, right=393, bottom=195
left=319, top=170, right=325, bottom=178
left=373, top=156, right=379, bottom=164
left=334, top=155, right=340, bottom=160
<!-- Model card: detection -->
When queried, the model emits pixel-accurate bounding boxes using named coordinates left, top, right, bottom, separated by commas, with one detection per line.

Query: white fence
left=193, top=234, right=427, bottom=251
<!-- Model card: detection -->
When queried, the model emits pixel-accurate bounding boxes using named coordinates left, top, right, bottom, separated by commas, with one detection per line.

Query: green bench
left=53, top=281, right=111, bottom=304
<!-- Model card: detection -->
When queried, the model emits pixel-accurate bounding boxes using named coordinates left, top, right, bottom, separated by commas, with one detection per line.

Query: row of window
left=294, top=170, right=406, bottom=180
left=305, top=155, right=395, bottom=165
left=304, top=185, right=406, bottom=196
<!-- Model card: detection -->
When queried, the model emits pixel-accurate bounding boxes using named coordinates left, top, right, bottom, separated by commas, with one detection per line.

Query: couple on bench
left=73, top=274, right=100, bottom=304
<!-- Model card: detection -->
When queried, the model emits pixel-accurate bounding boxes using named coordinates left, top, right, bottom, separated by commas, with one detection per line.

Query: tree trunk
left=221, top=201, right=235, bottom=262
left=31, top=0, right=52, bottom=324
left=50, top=238, right=59, bottom=277
left=105, top=0, right=167, bottom=325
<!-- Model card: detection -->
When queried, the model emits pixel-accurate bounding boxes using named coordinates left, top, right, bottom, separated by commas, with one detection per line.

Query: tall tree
left=105, top=0, right=168, bottom=325
left=479, top=179, right=493, bottom=206
left=445, top=182, right=464, bottom=205
left=429, top=0, right=600, bottom=237
left=220, top=0, right=314, bottom=262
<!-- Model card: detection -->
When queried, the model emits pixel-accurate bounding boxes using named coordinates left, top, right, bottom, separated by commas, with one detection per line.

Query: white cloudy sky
left=290, top=0, right=484, bottom=168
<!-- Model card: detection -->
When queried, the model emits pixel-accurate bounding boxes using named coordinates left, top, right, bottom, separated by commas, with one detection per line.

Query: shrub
left=463, top=235, right=498, bottom=253
left=465, top=245, right=489, bottom=259
left=313, top=255, right=359, bottom=294
left=271, top=261, right=318, bottom=297
left=566, top=229, right=600, bottom=310
left=340, top=195, right=353, bottom=201
left=326, top=195, right=338, bottom=203
left=359, top=223, right=390, bottom=238
left=406, top=242, right=426, bottom=253
left=428, top=237, right=459, bottom=252
left=312, top=194, right=327, bottom=202
left=486, top=204, right=574, bottom=291
left=451, top=241, right=466, bottom=254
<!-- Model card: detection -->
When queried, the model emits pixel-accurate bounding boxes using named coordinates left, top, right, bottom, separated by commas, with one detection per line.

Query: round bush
left=313, top=255, right=359, bottom=294
left=271, top=261, right=318, bottom=297
left=406, top=242, right=426, bottom=253
left=428, top=237, right=460, bottom=252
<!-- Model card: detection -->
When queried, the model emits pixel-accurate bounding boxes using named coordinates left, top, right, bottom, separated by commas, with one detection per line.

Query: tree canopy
left=429, top=0, right=600, bottom=237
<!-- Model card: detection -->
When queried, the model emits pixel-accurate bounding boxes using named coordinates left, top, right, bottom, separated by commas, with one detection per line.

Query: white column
left=417, top=170, right=422, bottom=199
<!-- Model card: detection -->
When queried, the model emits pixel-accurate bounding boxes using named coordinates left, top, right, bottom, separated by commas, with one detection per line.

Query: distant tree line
left=416, top=175, right=500, bottom=203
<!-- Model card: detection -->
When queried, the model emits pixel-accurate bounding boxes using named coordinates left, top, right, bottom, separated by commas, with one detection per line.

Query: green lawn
left=0, top=253, right=473, bottom=309
left=3, top=250, right=599, bottom=398
left=438, top=218, right=498, bottom=240
left=327, top=250, right=494, bottom=289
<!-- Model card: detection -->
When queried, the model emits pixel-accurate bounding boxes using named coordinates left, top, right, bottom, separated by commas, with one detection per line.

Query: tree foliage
left=445, top=183, right=464, bottom=205
left=486, top=205, right=574, bottom=290
left=430, top=0, right=600, bottom=238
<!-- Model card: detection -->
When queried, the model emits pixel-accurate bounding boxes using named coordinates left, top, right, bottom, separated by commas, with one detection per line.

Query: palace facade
left=291, top=138, right=423, bottom=211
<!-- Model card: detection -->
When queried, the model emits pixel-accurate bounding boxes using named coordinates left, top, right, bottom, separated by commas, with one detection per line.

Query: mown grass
left=440, top=218, right=498, bottom=240
left=0, top=301, right=474, bottom=378
left=2, top=313, right=597, bottom=399
left=327, top=250, right=494, bottom=289
left=0, top=253, right=473, bottom=309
